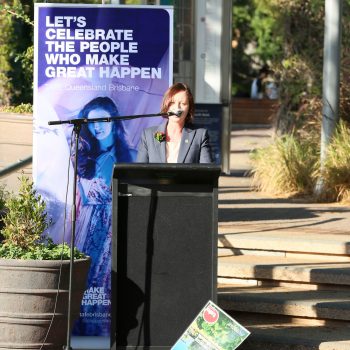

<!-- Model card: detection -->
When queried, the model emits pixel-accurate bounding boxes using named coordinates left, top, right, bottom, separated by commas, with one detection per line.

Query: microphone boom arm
left=48, top=111, right=172, bottom=126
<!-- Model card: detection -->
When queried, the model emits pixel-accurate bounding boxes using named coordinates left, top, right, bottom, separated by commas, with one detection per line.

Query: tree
left=233, top=0, right=350, bottom=136
left=232, top=0, right=282, bottom=96
left=0, top=0, right=34, bottom=105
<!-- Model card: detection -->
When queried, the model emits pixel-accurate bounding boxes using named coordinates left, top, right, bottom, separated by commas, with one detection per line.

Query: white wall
left=194, top=0, right=223, bottom=103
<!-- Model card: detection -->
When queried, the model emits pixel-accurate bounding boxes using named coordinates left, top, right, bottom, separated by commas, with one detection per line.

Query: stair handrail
left=0, top=156, right=32, bottom=178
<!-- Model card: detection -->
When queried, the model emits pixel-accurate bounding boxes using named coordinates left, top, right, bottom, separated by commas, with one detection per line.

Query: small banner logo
left=203, top=304, right=219, bottom=324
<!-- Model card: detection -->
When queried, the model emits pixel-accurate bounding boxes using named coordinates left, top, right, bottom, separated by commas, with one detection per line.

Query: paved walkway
left=219, top=125, right=350, bottom=234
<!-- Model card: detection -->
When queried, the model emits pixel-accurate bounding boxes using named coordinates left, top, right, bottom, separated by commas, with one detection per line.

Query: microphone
left=167, top=110, right=183, bottom=117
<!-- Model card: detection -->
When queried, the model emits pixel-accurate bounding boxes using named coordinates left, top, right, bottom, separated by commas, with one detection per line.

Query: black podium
left=111, top=164, right=220, bottom=350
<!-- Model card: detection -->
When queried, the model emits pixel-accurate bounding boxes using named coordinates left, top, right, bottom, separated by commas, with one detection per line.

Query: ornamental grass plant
left=250, top=134, right=319, bottom=197
left=0, top=175, right=84, bottom=260
left=315, top=121, right=350, bottom=203
left=250, top=121, right=350, bottom=203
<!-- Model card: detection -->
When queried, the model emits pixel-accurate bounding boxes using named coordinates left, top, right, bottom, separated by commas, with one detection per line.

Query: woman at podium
left=136, top=82, right=212, bottom=163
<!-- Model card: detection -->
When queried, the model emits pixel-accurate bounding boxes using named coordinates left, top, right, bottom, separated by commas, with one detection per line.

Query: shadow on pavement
left=218, top=207, right=348, bottom=223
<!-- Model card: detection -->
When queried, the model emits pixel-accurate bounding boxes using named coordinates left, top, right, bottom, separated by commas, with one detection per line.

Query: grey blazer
left=136, top=120, right=212, bottom=163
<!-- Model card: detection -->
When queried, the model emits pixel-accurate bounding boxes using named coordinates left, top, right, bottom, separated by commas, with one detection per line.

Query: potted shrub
left=0, top=176, right=90, bottom=349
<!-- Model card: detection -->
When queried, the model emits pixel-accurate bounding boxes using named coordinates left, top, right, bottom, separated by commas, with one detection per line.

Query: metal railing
left=0, top=156, right=32, bottom=178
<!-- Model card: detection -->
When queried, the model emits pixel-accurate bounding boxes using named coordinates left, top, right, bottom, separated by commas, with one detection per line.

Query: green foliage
left=0, top=103, right=33, bottom=113
left=0, top=3, right=14, bottom=105
left=316, top=121, right=350, bottom=203
left=233, top=0, right=350, bottom=136
left=269, top=1, right=326, bottom=134
left=0, top=1, right=34, bottom=27
left=0, top=0, right=34, bottom=106
left=2, top=176, right=51, bottom=249
left=251, top=0, right=282, bottom=62
left=0, top=238, right=85, bottom=260
left=232, top=1, right=254, bottom=95
left=0, top=175, right=85, bottom=260
left=0, top=183, right=9, bottom=211
left=250, top=134, right=319, bottom=196
left=232, top=0, right=283, bottom=96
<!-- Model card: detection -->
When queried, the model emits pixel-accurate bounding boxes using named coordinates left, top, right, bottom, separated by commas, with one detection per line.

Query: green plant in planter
left=0, top=175, right=85, bottom=260
left=0, top=177, right=90, bottom=349
left=0, top=183, right=8, bottom=212
left=0, top=183, right=9, bottom=238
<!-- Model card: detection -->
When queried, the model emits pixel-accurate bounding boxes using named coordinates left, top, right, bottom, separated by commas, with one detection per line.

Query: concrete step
left=218, top=254, right=350, bottom=286
left=218, top=225, right=350, bottom=256
left=226, top=312, right=350, bottom=350
left=217, top=277, right=350, bottom=292
left=218, top=285, right=350, bottom=321
left=218, top=247, right=350, bottom=262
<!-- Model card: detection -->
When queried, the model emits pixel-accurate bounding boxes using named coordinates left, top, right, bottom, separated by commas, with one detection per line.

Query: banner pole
left=63, top=122, right=81, bottom=350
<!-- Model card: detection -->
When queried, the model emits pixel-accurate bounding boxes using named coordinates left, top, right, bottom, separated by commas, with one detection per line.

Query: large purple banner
left=33, top=4, right=172, bottom=336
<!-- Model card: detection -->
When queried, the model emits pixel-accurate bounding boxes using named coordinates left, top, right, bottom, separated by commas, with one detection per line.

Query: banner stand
left=34, top=3, right=173, bottom=339
left=71, top=336, right=110, bottom=350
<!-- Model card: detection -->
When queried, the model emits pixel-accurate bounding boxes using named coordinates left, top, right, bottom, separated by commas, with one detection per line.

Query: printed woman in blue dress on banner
left=72, top=96, right=136, bottom=335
